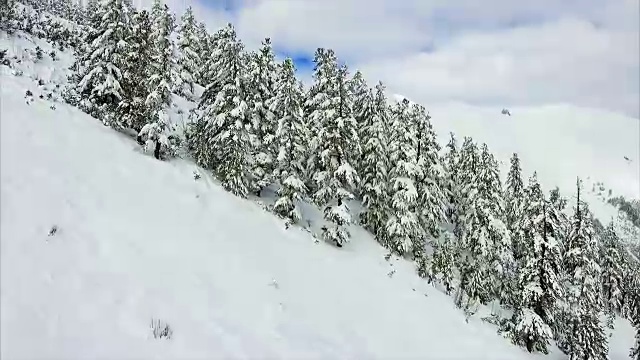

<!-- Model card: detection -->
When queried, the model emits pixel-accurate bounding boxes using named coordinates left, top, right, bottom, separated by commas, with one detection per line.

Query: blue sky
left=164, top=0, right=639, bottom=117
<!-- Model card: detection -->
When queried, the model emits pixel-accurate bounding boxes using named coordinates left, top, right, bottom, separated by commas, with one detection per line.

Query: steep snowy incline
left=427, top=102, right=640, bottom=203
left=0, top=69, right=555, bottom=358
left=393, top=96, right=640, bottom=222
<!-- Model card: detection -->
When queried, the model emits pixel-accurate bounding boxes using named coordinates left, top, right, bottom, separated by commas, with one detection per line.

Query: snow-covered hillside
left=392, top=95, right=640, bottom=217
left=393, top=94, right=640, bottom=250
left=0, top=42, right=563, bottom=360
left=2, top=3, right=639, bottom=359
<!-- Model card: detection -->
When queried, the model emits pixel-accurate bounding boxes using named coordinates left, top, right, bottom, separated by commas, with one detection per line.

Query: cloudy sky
left=143, top=0, right=639, bottom=118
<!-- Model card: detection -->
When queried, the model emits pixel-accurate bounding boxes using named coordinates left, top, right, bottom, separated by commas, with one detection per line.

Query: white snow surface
left=1, top=32, right=637, bottom=359
left=1, top=66, right=543, bottom=360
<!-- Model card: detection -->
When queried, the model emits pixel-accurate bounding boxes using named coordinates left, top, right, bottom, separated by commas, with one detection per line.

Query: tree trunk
left=154, top=141, right=161, bottom=159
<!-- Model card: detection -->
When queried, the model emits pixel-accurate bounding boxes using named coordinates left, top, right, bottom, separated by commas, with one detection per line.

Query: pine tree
left=247, top=38, right=278, bottom=196
left=476, top=144, right=512, bottom=303
left=443, top=132, right=461, bottom=228
left=186, top=24, right=231, bottom=167
left=71, top=0, right=131, bottom=128
left=413, top=103, right=446, bottom=239
left=358, top=82, right=391, bottom=242
left=312, top=63, right=360, bottom=247
left=303, top=48, right=339, bottom=193
left=269, top=58, right=307, bottom=223
left=560, top=178, right=609, bottom=360
left=51, top=0, right=72, bottom=19
left=175, top=6, right=201, bottom=99
left=453, top=137, right=482, bottom=309
left=351, top=69, right=371, bottom=184
left=200, top=25, right=237, bottom=96
left=622, top=259, right=639, bottom=320
left=549, top=186, right=571, bottom=246
left=69, top=1, right=84, bottom=23
left=350, top=70, right=370, bottom=132
left=507, top=173, right=562, bottom=353
left=0, top=0, right=17, bottom=32
left=430, top=231, right=456, bottom=294
left=598, top=222, right=625, bottom=321
left=188, top=24, right=252, bottom=196
left=410, top=103, right=446, bottom=275
left=119, top=9, right=152, bottom=132
left=195, top=21, right=210, bottom=73
left=454, top=139, right=511, bottom=309
left=385, top=98, right=421, bottom=255
left=501, top=153, right=527, bottom=309
left=146, top=0, right=176, bottom=119
left=505, top=153, right=526, bottom=260
left=85, top=0, right=102, bottom=28
left=137, top=116, right=174, bottom=159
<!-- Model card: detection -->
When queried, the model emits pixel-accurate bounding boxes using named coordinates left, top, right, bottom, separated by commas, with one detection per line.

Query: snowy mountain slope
left=0, top=53, right=568, bottom=359
left=1, top=11, right=638, bottom=359
left=392, top=94, right=640, bottom=250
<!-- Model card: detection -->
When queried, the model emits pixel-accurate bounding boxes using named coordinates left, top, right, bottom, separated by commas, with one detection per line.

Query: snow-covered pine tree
left=505, top=153, right=526, bottom=260
left=622, top=256, right=640, bottom=318
left=478, top=144, right=512, bottom=302
left=430, top=231, right=456, bottom=294
left=269, top=58, right=307, bottom=223
left=303, top=48, right=339, bottom=194
left=247, top=38, right=278, bottom=196
left=385, top=98, right=421, bottom=255
left=146, top=0, right=176, bottom=119
left=136, top=0, right=177, bottom=158
left=358, top=82, right=391, bottom=242
left=175, top=6, right=201, bottom=99
left=188, top=24, right=253, bottom=196
left=443, top=132, right=461, bottom=226
left=50, top=0, right=72, bottom=19
left=195, top=22, right=209, bottom=61
left=350, top=70, right=370, bottom=132
left=186, top=24, right=228, bottom=166
left=413, top=103, right=446, bottom=239
left=137, top=115, right=174, bottom=159
left=453, top=137, right=485, bottom=309
left=312, top=64, right=360, bottom=247
left=118, top=9, right=152, bottom=132
left=454, top=139, right=511, bottom=309
left=549, top=186, right=570, bottom=245
left=560, top=178, right=608, bottom=360
left=501, top=153, right=527, bottom=308
left=85, top=0, right=102, bottom=28
left=432, top=138, right=458, bottom=284
left=599, top=221, right=625, bottom=320
left=0, top=0, right=17, bottom=32
left=350, top=69, right=371, bottom=184
left=69, top=0, right=84, bottom=23
left=71, top=0, right=131, bottom=128
left=196, top=21, right=215, bottom=84
left=507, top=173, right=562, bottom=353
left=410, top=103, right=446, bottom=276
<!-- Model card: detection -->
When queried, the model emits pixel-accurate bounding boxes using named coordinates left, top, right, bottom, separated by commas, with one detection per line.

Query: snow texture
left=1, top=28, right=637, bottom=360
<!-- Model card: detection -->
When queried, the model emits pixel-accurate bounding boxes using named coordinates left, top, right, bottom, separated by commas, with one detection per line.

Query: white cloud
left=233, top=0, right=431, bottom=60
left=153, top=0, right=639, bottom=117
left=357, top=18, right=639, bottom=116
left=133, top=0, right=232, bottom=33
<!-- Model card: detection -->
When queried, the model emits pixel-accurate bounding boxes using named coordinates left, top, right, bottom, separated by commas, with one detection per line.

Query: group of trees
left=3, top=0, right=639, bottom=358
left=63, top=0, right=184, bottom=157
